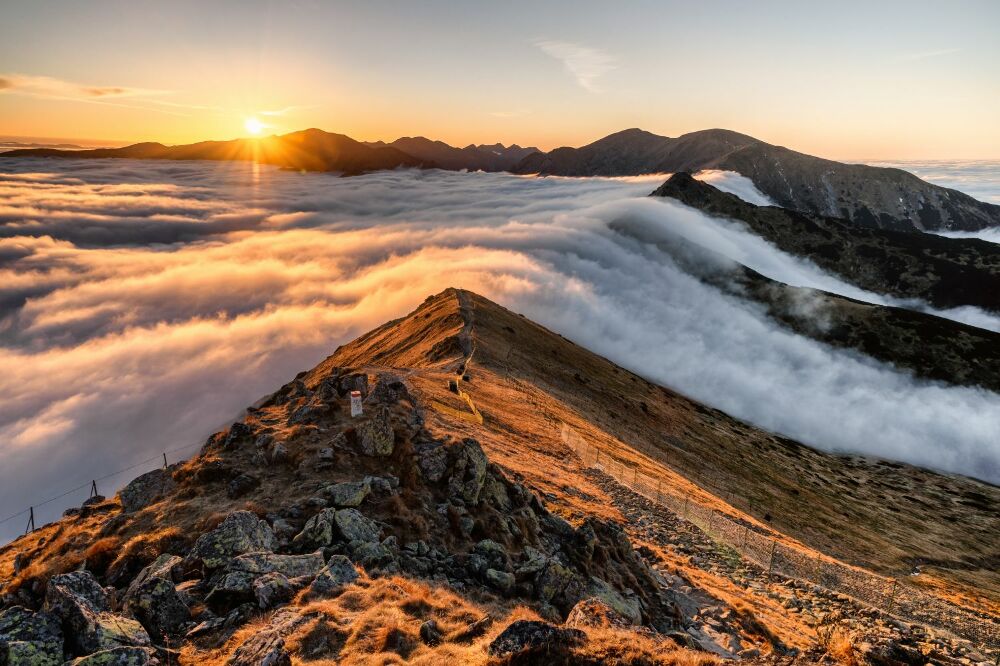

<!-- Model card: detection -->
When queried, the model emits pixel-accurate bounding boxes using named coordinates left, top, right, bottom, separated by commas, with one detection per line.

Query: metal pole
left=90, top=480, right=98, bottom=498
left=682, top=496, right=689, bottom=518
left=25, top=507, right=34, bottom=534
left=656, top=479, right=662, bottom=503
left=163, top=452, right=168, bottom=468
left=708, top=511, right=716, bottom=534
left=886, top=579, right=898, bottom=614
left=741, top=525, right=749, bottom=549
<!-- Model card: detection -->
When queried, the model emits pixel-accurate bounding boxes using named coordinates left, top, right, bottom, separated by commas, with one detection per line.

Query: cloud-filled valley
left=1, top=158, right=999, bottom=541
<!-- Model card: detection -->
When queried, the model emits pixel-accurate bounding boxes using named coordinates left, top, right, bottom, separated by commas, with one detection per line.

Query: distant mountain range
left=5, top=126, right=1000, bottom=232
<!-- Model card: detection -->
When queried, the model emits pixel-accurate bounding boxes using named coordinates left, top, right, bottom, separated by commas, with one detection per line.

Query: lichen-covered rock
left=333, top=509, right=381, bottom=543
left=585, top=577, right=641, bottom=626
left=253, top=573, right=295, bottom=610
left=46, top=573, right=150, bottom=655
left=485, top=569, right=515, bottom=595
left=189, top=511, right=275, bottom=569
left=222, top=422, right=254, bottom=450
left=0, top=605, right=63, bottom=666
left=227, top=474, right=260, bottom=499
left=308, top=556, right=360, bottom=597
left=534, top=559, right=585, bottom=611
left=355, top=407, right=394, bottom=457
left=123, top=576, right=189, bottom=638
left=448, top=438, right=488, bottom=505
left=414, top=441, right=448, bottom=482
left=229, top=551, right=325, bottom=579
left=365, top=376, right=409, bottom=404
left=323, top=480, right=370, bottom=508
left=291, top=509, right=337, bottom=551
left=65, top=646, right=160, bottom=665
left=118, top=469, right=176, bottom=513
left=205, top=571, right=256, bottom=609
left=487, top=620, right=585, bottom=657
left=565, top=597, right=633, bottom=629
left=349, top=541, right=396, bottom=572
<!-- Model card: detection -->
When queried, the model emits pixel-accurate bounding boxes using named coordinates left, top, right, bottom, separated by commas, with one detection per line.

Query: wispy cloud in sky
left=896, top=48, right=961, bottom=62
left=536, top=40, right=616, bottom=92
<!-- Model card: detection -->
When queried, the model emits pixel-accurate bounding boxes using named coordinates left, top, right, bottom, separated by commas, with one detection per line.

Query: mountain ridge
left=5, top=126, right=999, bottom=232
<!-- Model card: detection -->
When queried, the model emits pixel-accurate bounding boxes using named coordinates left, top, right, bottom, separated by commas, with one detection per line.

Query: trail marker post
left=350, top=390, right=363, bottom=417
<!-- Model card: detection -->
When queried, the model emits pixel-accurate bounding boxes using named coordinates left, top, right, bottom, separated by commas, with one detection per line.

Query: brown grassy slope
left=326, top=289, right=1000, bottom=610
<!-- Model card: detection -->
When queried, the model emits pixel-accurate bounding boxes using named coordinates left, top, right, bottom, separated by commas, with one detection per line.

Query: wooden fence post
left=89, top=480, right=98, bottom=498
left=741, top=525, right=749, bottom=549
left=25, top=507, right=35, bottom=534
left=163, top=452, right=168, bottom=468
left=682, top=496, right=689, bottom=518
left=886, top=579, right=898, bottom=614
left=767, top=540, right=777, bottom=581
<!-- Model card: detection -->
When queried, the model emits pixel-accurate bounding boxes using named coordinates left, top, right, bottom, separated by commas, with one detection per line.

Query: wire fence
left=561, top=423, right=1000, bottom=653
left=0, top=441, right=203, bottom=546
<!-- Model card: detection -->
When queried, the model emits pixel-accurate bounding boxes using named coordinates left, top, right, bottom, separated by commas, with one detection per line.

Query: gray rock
left=485, top=569, right=515, bottom=595
left=449, top=438, right=488, bottom=505
left=365, top=376, right=409, bottom=404
left=269, top=443, right=289, bottom=464
left=229, top=551, right=325, bottom=579
left=333, top=509, right=381, bottom=543
left=226, top=609, right=308, bottom=666
left=317, top=448, right=334, bottom=462
left=205, top=571, right=256, bottom=609
left=123, top=574, right=189, bottom=637
left=323, top=480, right=370, bottom=508
left=338, top=373, right=368, bottom=397
left=349, top=541, right=397, bottom=572
left=0, top=605, right=63, bottom=666
left=118, top=468, right=176, bottom=513
left=487, top=620, right=585, bottom=657
left=355, top=407, right=394, bottom=456
left=291, top=509, right=337, bottom=551
left=253, top=572, right=295, bottom=610
left=415, top=441, right=448, bottom=482
left=586, top=577, right=642, bottom=626
left=419, top=619, right=442, bottom=646
left=222, top=422, right=254, bottom=450
left=565, top=597, right=633, bottom=629
left=46, top=572, right=150, bottom=655
left=309, top=556, right=360, bottom=597
left=66, top=647, right=160, bottom=665
left=190, top=511, right=275, bottom=570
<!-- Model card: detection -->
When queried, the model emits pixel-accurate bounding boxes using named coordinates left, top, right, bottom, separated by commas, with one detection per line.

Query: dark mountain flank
left=513, top=128, right=1000, bottom=232
left=651, top=172, right=1000, bottom=313
left=1, top=129, right=428, bottom=176
left=365, top=137, right=539, bottom=172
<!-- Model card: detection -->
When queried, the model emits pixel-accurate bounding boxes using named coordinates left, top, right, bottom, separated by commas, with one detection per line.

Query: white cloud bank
left=0, top=159, right=998, bottom=542
left=536, top=40, right=616, bottom=92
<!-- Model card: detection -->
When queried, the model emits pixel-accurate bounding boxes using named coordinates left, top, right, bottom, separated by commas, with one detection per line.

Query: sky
left=1, top=0, right=999, bottom=159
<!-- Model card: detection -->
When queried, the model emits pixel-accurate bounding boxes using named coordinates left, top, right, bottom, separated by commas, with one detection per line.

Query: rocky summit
left=0, top=289, right=996, bottom=664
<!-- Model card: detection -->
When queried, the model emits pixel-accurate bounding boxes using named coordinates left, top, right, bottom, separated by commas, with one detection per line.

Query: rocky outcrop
left=487, top=619, right=585, bottom=657
left=45, top=572, right=150, bottom=656
left=118, top=469, right=176, bottom=514
left=0, top=605, right=63, bottom=666
left=188, top=511, right=275, bottom=569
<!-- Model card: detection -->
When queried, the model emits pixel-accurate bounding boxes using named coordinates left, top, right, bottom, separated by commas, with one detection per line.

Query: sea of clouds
left=1, top=158, right=998, bottom=541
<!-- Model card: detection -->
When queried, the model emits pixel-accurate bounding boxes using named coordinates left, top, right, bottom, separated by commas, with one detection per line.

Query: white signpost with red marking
left=350, top=390, right=363, bottom=417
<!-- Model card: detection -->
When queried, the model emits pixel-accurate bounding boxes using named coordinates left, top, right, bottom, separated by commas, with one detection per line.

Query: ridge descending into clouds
left=1, top=159, right=998, bottom=542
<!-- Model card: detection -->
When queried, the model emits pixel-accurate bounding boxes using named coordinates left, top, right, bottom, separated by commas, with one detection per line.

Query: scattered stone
left=419, top=619, right=442, bottom=646
left=222, top=422, right=254, bottom=450
left=566, top=597, right=632, bottom=629
left=119, top=468, right=176, bottom=513
left=309, top=556, right=360, bottom=597
left=317, top=448, right=334, bottom=462
left=323, top=480, right=370, bottom=507
left=253, top=572, right=295, bottom=609
left=415, top=441, right=448, bottom=482
left=46, top=571, right=150, bottom=655
left=269, top=443, right=289, bottom=465
left=333, top=509, right=381, bottom=543
left=292, top=509, right=338, bottom=551
left=485, top=569, right=515, bottom=595
left=123, top=573, right=189, bottom=637
left=189, top=511, right=275, bottom=570
left=487, top=620, right=585, bottom=657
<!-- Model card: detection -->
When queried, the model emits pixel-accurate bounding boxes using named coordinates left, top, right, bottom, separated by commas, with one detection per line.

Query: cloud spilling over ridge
left=0, top=159, right=998, bottom=541
left=691, top=170, right=775, bottom=206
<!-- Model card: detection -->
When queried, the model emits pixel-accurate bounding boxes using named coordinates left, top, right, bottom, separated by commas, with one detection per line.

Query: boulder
left=229, top=551, right=325, bottom=579
left=189, top=511, right=275, bottom=569
left=334, top=509, right=381, bottom=543
left=253, top=573, right=295, bottom=610
left=205, top=571, right=257, bottom=609
left=323, top=480, right=370, bottom=508
left=0, top=605, right=63, bottom=666
left=418, top=619, right=442, bottom=646
left=349, top=541, right=397, bottom=572
left=414, top=441, right=448, bottom=482
left=485, top=569, right=515, bottom=595
left=585, top=577, right=641, bottom=626
left=338, top=374, right=368, bottom=397
left=222, top=422, right=254, bottom=450
left=534, top=560, right=585, bottom=611
left=123, top=576, right=189, bottom=638
left=308, top=556, right=360, bottom=598
left=365, top=376, right=409, bottom=404
left=566, top=597, right=633, bottom=629
left=448, top=439, right=488, bottom=505
left=487, top=620, right=585, bottom=657
left=46, top=572, right=151, bottom=655
left=65, top=646, right=160, bottom=665
left=226, top=609, right=307, bottom=666
left=292, top=509, right=337, bottom=551
left=355, top=407, right=394, bottom=457
left=118, top=469, right=176, bottom=513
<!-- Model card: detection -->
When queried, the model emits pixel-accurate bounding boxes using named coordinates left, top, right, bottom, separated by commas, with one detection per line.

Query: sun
left=244, top=117, right=265, bottom=135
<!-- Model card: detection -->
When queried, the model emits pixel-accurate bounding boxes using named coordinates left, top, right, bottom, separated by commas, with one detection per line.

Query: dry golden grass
left=818, top=625, right=860, bottom=666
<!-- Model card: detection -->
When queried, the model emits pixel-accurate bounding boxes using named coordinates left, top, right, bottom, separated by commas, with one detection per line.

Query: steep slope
left=1, top=290, right=996, bottom=664
left=512, top=128, right=1000, bottom=232
left=651, top=172, right=1000, bottom=312
left=366, top=137, right=540, bottom=171
left=1, top=128, right=428, bottom=176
